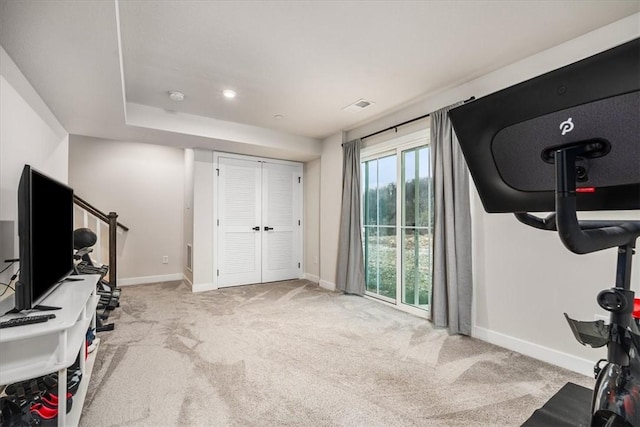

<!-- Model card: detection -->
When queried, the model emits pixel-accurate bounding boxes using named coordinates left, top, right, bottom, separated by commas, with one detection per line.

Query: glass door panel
left=402, top=228, right=432, bottom=308
left=362, top=154, right=397, bottom=300
left=401, top=145, right=433, bottom=310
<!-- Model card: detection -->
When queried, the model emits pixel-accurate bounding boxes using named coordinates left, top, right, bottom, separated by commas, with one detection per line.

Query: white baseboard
left=303, top=273, right=319, bottom=283
left=192, top=282, right=216, bottom=293
left=319, top=280, right=335, bottom=291
left=117, top=273, right=184, bottom=287
left=473, top=325, right=594, bottom=377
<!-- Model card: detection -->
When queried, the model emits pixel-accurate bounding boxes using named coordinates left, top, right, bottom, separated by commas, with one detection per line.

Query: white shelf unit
left=66, top=338, right=99, bottom=426
left=0, top=274, right=100, bottom=426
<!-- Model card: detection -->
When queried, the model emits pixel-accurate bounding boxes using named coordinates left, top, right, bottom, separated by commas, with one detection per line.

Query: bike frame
left=515, top=142, right=640, bottom=427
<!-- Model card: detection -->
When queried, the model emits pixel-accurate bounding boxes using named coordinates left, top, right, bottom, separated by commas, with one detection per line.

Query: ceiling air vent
left=342, top=98, right=375, bottom=113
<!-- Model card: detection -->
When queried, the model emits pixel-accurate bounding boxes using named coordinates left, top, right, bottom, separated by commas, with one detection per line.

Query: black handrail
left=73, top=194, right=128, bottom=289
left=73, top=195, right=129, bottom=231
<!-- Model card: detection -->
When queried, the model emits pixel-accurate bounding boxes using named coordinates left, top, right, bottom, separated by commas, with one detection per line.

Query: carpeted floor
left=80, top=280, right=592, bottom=426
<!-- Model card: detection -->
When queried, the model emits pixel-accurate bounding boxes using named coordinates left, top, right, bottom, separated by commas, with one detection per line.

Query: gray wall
left=68, top=136, right=184, bottom=285
left=319, top=132, right=344, bottom=290
left=0, top=46, right=68, bottom=295
left=183, top=149, right=195, bottom=284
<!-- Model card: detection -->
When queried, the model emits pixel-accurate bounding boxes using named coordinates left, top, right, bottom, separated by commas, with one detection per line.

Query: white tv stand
left=0, top=274, right=100, bottom=426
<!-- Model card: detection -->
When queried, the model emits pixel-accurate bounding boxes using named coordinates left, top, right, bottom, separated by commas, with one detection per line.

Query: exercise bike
left=448, top=38, right=640, bottom=427
left=514, top=143, right=640, bottom=427
left=73, top=227, right=118, bottom=331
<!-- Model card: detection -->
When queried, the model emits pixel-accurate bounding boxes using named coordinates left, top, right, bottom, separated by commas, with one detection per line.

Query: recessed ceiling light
left=274, top=114, right=283, bottom=119
left=223, top=89, right=236, bottom=99
left=168, top=90, right=185, bottom=102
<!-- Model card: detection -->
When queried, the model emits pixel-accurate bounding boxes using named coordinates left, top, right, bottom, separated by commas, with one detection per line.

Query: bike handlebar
left=513, top=143, right=640, bottom=254
left=555, top=147, right=640, bottom=254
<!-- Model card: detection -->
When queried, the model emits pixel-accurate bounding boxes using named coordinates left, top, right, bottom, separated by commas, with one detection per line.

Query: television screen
left=13, top=165, right=74, bottom=312
left=449, top=38, right=640, bottom=213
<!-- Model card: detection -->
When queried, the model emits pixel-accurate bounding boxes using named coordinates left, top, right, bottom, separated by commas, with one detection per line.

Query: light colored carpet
left=80, top=280, right=592, bottom=426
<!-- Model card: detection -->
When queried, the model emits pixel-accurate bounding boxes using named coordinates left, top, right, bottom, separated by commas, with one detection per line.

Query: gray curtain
left=430, top=103, right=473, bottom=335
left=336, top=139, right=366, bottom=295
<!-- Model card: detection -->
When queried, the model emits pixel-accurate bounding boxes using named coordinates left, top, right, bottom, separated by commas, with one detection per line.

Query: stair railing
left=73, top=194, right=129, bottom=288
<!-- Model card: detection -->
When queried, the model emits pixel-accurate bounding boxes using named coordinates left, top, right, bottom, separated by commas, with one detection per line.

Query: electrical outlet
left=162, top=256, right=169, bottom=264
left=314, top=256, right=319, bottom=264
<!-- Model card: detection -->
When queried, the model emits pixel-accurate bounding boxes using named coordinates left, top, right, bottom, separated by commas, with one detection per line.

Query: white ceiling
left=1, top=1, right=638, bottom=161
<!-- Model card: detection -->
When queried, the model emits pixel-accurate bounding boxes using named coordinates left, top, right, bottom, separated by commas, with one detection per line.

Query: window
left=362, top=155, right=397, bottom=300
left=361, top=130, right=433, bottom=317
left=401, top=145, right=433, bottom=309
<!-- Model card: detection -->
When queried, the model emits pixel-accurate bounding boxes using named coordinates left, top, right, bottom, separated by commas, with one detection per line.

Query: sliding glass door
left=361, top=131, right=433, bottom=315
left=362, top=155, right=396, bottom=300
left=401, top=146, right=433, bottom=310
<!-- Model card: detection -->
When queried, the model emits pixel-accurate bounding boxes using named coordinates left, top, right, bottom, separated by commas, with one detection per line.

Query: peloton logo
left=559, top=118, right=574, bottom=136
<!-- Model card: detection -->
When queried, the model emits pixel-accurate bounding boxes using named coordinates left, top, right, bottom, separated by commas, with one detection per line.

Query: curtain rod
left=357, top=96, right=476, bottom=141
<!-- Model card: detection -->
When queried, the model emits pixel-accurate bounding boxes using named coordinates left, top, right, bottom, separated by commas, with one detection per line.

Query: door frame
left=216, top=156, right=263, bottom=288
left=360, top=130, right=432, bottom=320
left=213, top=152, right=304, bottom=288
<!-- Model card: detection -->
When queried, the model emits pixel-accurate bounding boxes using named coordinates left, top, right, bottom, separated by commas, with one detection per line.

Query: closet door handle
left=252, top=226, right=260, bottom=231
left=264, top=226, right=274, bottom=231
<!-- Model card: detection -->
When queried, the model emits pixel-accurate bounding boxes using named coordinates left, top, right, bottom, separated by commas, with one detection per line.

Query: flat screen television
left=10, top=164, right=75, bottom=313
left=449, top=38, right=639, bottom=213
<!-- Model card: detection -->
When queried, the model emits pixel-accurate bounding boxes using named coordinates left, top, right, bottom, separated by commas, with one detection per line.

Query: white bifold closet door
left=216, top=155, right=302, bottom=288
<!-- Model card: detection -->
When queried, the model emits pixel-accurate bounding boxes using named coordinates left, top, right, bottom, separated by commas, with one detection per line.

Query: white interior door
left=262, top=162, right=302, bottom=282
left=217, top=157, right=262, bottom=288
left=215, top=154, right=302, bottom=288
